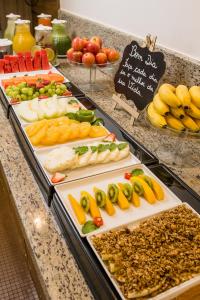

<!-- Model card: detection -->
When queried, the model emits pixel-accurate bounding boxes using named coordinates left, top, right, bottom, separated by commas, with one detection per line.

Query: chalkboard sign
left=114, top=41, right=166, bottom=110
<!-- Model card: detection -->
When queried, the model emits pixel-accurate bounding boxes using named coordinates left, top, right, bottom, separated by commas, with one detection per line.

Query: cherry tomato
left=38, top=95, right=49, bottom=99
left=93, top=217, right=103, bottom=227
left=10, top=98, right=20, bottom=104
left=124, top=172, right=132, bottom=180
left=63, top=91, right=72, bottom=96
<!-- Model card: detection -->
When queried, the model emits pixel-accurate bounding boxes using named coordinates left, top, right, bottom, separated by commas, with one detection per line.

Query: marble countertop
left=0, top=61, right=200, bottom=300
left=0, top=105, right=93, bottom=299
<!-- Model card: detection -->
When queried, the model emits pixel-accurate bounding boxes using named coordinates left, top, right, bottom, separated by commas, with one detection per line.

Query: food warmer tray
left=9, top=95, right=158, bottom=206
left=51, top=164, right=200, bottom=300
left=0, top=86, right=9, bottom=117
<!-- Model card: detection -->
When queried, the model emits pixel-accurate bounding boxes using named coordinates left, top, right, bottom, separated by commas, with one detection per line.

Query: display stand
left=142, top=107, right=200, bottom=167
left=67, top=59, right=117, bottom=92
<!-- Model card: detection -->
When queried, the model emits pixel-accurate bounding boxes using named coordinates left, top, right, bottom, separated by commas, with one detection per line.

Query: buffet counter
left=0, top=61, right=200, bottom=300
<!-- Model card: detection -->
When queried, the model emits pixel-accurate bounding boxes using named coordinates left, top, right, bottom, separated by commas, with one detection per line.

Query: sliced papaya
left=48, top=73, right=64, bottom=83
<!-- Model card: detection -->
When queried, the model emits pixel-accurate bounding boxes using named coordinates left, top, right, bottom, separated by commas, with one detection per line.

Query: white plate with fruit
left=0, top=69, right=71, bottom=105
left=55, top=164, right=182, bottom=237
left=35, top=138, right=140, bottom=185
left=13, top=96, right=85, bottom=125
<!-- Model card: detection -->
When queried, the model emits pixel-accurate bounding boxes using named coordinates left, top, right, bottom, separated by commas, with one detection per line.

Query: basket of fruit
left=146, top=83, right=200, bottom=136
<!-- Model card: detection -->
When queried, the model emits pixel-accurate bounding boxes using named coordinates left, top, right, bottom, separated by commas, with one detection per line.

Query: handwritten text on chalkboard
left=114, top=41, right=166, bottom=110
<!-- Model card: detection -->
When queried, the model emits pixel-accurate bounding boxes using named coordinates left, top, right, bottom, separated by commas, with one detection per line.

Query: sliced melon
left=57, top=98, right=67, bottom=115
left=45, top=99, right=59, bottom=119
left=20, top=106, right=38, bottom=122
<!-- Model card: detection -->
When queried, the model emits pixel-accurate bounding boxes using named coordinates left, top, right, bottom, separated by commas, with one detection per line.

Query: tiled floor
left=0, top=174, right=39, bottom=300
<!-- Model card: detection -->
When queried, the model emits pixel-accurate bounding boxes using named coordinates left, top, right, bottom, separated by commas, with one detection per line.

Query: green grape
left=34, top=92, right=39, bottom=98
left=55, top=88, right=61, bottom=95
left=59, top=84, right=66, bottom=90
left=21, top=87, right=29, bottom=94
left=28, top=88, right=33, bottom=96
left=13, top=86, right=20, bottom=92
left=39, top=88, right=45, bottom=94
left=27, top=95, right=32, bottom=100
left=5, top=88, right=11, bottom=95
left=21, top=94, right=27, bottom=101
left=18, top=82, right=27, bottom=89
left=16, top=95, right=21, bottom=101
left=12, top=91, right=19, bottom=97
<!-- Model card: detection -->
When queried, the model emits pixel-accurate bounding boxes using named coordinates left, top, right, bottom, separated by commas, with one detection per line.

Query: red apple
left=90, top=36, right=102, bottom=48
left=95, top=52, right=107, bottom=65
left=67, top=48, right=74, bottom=61
left=86, top=42, right=100, bottom=54
left=82, top=52, right=95, bottom=67
left=82, top=47, right=88, bottom=54
left=108, top=49, right=120, bottom=62
left=72, top=37, right=84, bottom=51
left=101, top=47, right=111, bottom=58
left=72, top=51, right=83, bottom=63
left=82, top=37, right=89, bottom=48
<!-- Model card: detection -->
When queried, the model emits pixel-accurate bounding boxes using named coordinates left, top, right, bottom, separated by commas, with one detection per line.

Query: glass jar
left=51, top=19, right=71, bottom=56
left=35, top=24, right=53, bottom=48
left=4, top=13, right=21, bottom=41
left=0, top=39, right=12, bottom=58
left=13, top=19, right=36, bottom=54
left=37, top=13, right=52, bottom=26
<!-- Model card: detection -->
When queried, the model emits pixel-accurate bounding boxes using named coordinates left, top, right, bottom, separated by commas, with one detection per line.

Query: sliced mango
left=130, top=176, right=156, bottom=204
left=79, top=122, right=91, bottom=138
left=132, top=192, right=140, bottom=207
left=68, top=194, right=86, bottom=225
left=117, top=188, right=130, bottom=209
left=89, top=126, right=107, bottom=138
left=30, top=124, right=48, bottom=145
left=25, top=119, right=48, bottom=137
left=81, top=191, right=101, bottom=218
left=140, top=175, right=164, bottom=201
left=41, top=126, right=60, bottom=146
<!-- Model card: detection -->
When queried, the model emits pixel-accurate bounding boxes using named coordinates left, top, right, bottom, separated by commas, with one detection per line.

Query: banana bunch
left=147, top=83, right=200, bottom=132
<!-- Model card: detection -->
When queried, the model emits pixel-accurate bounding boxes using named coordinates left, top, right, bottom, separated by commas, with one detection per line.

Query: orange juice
left=37, top=13, right=52, bottom=26
left=13, top=20, right=35, bottom=53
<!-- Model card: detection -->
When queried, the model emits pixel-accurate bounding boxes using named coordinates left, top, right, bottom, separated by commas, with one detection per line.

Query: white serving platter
left=22, top=122, right=109, bottom=152
left=0, top=66, right=70, bottom=105
left=12, top=96, right=86, bottom=125
left=55, top=164, right=182, bottom=237
left=35, top=140, right=140, bottom=185
left=87, top=203, right=200, bottom=300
